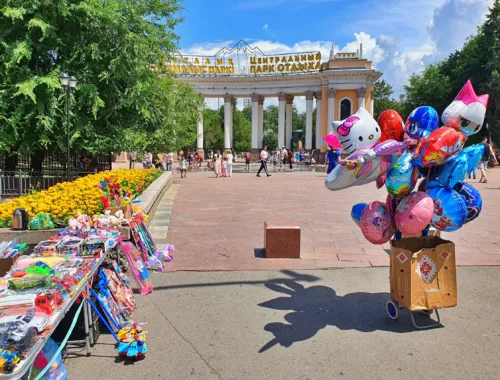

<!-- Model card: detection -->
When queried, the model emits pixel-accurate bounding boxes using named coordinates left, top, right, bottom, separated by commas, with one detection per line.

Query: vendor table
left=1, top=250, right=108, bottom=380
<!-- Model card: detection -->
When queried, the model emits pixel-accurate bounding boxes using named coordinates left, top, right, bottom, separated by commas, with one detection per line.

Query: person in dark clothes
left=478, top=136, right=497, bottom=183
left=326, top=146, right=341, bottom=174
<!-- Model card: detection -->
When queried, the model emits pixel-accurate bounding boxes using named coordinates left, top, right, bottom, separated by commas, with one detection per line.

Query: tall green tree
left=0, top=0, right=200, bottom=168
left=373, top=80, right=406, bottom=120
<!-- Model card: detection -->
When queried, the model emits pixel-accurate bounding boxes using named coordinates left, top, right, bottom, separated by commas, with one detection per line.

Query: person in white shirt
left=226, top=149, right=234, bottom=177
left=276, top=148, right=282, bottom=171
left=180, top=157, right=188, bottom=178
left=257, top=145, right=271, bottom=177
left=281, top=146, right=288, bottom=171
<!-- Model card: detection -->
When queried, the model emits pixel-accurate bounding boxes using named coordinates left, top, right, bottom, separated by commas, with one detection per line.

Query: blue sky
left=175, top=0, right=493, bottom=110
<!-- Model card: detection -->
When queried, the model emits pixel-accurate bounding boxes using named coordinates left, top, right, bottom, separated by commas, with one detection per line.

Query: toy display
left=325, top=79, right=489, bottom=328
left=119, top=241, right=153, bottom=295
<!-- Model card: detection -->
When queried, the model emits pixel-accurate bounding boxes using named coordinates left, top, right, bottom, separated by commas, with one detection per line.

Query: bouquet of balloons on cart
left=325, top=80, right=489, bottom=243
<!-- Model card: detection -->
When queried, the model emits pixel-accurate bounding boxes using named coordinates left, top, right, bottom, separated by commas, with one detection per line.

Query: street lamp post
left=59, top=73, right=77, bottom=178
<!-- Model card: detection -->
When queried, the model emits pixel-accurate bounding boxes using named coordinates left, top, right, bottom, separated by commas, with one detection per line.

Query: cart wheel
left=3, top=363, right=14, bottom=374
left=420, top=309, right=433, bottom=317
left=386, top=300, right=400, bottom=320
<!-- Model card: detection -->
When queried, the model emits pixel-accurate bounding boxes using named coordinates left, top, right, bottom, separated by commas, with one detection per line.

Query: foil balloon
left=404, top=106, right=439, bottom=140
left=453, top=182, right=482, bottom=223
left=331, top=107, right=381, bottom=155
left=351, top=203, right=368, bottom=227
left=324, top=134, right=343, bottom=150
left=426, top=184, right=467, bottom=232
left=325, top=140, right=406, bottom=191
left=437, top=151, right=468, bottom=188
left=462, top=144, right=485, bottom=175
left=385, top=152, right=419, bottom=198
left=442, top=80, right=489, bottom=136
left=377, top=110, right=404, bottom=142
left=394, top=191, right=435, bottom=235
left=413, top=127, right=466, bottom=168
left=360, top=201, right=395, bottom=244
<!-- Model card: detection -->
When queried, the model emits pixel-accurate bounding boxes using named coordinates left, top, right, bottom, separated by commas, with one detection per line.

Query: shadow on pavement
left=153, top=270, right=321, bottom=291
left=258, top=280, right=434, bottom=352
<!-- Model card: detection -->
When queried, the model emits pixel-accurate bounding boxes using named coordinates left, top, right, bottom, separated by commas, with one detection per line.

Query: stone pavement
left=148, top=183, right=180, bottom=246
left=159, top=166, right=500, bottom=271
left=66, top=267, right=500, bottom=380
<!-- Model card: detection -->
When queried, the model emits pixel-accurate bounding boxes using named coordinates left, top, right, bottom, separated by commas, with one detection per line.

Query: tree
left=264, top=105, right=279, bottom=133
left=373, top=80, right=406, bottom=119
left=233, top=107, right=251, bottom=152
left=263, top=131, right=278, bottom=151
left=401, top=64, right=453, bottom=117
left=203, top=108, right=224, bottom=153
left=0, top=0, right=200, bottom=168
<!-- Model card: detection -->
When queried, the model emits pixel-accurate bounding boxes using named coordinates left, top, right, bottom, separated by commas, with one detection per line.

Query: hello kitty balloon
left=331, top=107, right=381, bottom=155
left=442, top=80, right=489, bottom=136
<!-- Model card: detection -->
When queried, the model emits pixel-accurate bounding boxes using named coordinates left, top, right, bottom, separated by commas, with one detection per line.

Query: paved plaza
left=67, top=267, right=500, bottom=380
left=157, top=164, right=500, bottom=271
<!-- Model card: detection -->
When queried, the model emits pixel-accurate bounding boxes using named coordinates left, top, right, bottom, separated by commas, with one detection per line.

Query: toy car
left=0, top=348, right=24, bottom=374
left=0, top=314, right=49, bottom=351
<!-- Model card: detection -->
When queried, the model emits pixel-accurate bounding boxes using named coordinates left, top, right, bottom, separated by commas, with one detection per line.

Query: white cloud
left=262, top=24, right=268, bottom=30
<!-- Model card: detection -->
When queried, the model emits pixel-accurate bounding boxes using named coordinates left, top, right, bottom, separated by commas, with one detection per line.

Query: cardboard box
left=106, top=204, right=133, bottom=219
left=390, top=236, right=457, bottom=312
left=0, top=258, right=15, bottom=277
left=264, top=221, right=300, bottom=259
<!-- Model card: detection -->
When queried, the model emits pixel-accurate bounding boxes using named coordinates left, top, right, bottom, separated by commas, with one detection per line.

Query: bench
left=264, top=221, right=301, bottom=259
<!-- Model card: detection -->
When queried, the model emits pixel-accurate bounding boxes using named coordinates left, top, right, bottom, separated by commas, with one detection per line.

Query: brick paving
left=158, top=164, right=500, bottom=271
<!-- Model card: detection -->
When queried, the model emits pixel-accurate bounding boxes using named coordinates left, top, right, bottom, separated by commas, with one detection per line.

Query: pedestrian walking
left=257, top=145, right=271, bottom=177
left=180, top=156, right=188, bottom=178
left=276, top=148, right=282, bottom=171
left=129, top=151, right=137, bottom=169
left=478, top=136, right=498, bottom=183
left=226, top=150, right=234, bottom=177
left=166, top=153, right=173, bottom=171
left=221, top=157, right=228, bottom=177
left=245, top=152, right=251, bottom=172
left=213, top=150, right=222, bottom=178
left=288, top=149, right=293, bottom=171
left=281, top=146, right=288, bottom=171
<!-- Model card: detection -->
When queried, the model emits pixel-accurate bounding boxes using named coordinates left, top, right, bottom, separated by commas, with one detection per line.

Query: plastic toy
left=34, top=290, right=63, bottom=315
left=0, top=313, right=49, bottom=351
left=25, top=261, right=55, bottom=276
left=119, top=241, right=153, bottom=295
left=34, top=240, right=60, bottom=257
left=9, top=275, right=48, bottom=291
left=0, top=349, right=24, bottom=374
left=117, top=323, right=148, bottom=359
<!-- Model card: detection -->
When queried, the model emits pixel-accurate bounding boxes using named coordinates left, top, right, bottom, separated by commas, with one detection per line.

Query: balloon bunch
left=326, top=80, right=489, bottom=245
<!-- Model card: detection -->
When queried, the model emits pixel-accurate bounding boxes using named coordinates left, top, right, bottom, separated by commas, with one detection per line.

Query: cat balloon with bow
left=331, top=107, right=381, bottom=155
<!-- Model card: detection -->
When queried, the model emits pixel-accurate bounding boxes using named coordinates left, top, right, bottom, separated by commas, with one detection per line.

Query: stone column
left=327, top=88, right=336, bottom=135
left=305, top=91, right=313, bottom=150
left=258, top=95, right=264, bottom=148
left=285, top=94, right=294, bottom=148
left=224, top=95, right=232, bottom=150
left=229, top=96, right=234, bottom=148
left=358, top=87, right=367, bottom=109
left=251, top=94, right=259, bottom=150
left=369, top=88, right=375, bottom=116
left=197, top=103, right=204, bottom=157
left=314, top=92, right=322, bottom=149
left=278, top=93, right=286, bottom=148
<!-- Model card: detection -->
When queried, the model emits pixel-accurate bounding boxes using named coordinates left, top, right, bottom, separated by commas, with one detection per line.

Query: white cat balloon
left=331, top=107, right=381, bottom=155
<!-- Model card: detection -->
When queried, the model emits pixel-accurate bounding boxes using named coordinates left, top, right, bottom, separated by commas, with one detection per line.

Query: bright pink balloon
left=360, top=201, right=395, bottom=244
left=324, top=134, right=343, bottom=150
left=395, top=192, right=435, bottom=235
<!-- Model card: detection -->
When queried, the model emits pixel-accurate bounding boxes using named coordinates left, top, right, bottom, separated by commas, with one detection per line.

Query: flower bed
left=0, top=169, right=162, bottom=228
